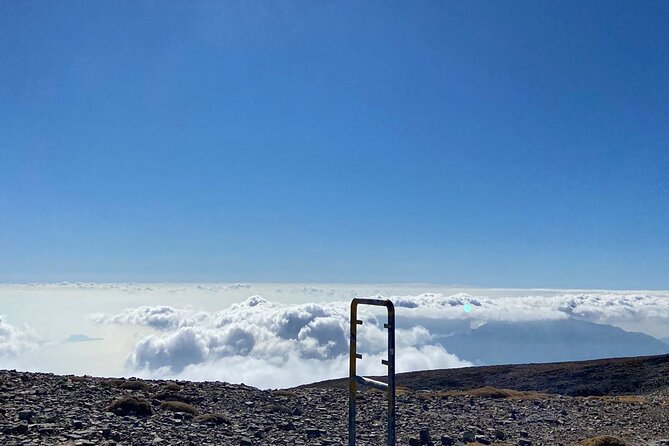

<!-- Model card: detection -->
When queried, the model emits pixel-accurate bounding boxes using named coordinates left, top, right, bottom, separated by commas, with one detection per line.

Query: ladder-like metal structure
left=348, top=298, right=396, bottom=446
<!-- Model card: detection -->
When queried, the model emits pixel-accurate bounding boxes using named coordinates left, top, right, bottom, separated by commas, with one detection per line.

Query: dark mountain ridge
left=436, top=318, right=669, bottom=365
left=300, top=353, right=669, bottom=396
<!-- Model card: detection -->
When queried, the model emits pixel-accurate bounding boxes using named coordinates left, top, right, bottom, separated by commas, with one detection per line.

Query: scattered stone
left=440, top=434, right=454, bottom=445
left=419, top=428, right=431, bottom=445
left=17, top=410, right=34, bottom=421
left=8, top=423, right=29, bottom=435
left=278, top=421, right=295, bottom=431
left=0, top=368, right=667, bottom=446
left=475, top=435, right=491, bottom=444
left=579, top=436, right=629, bottom=446
left=306, top=427, right=322, bottom=438
left=462, top=430, right=476, bottom=442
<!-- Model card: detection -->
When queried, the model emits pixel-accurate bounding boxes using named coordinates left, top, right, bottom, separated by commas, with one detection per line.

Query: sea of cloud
left=89, top=289, right=669, bottom=388
left=2, top=283, right=668, bottom=388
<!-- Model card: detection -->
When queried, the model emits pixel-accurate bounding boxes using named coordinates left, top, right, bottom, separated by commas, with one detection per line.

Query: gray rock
left=462, top=430, right=476, bottom=442
left=306, top=427, right=322, bottom=438
left=18, top=410, right=34, bottom=421
left=420, top=428, right=431, bottom=445
left=440, top=435, right=454, bottom=445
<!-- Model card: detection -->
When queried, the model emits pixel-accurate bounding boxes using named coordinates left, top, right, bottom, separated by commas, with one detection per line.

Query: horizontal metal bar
left=356, top=320, right=363, bottom=325
left=355, top=375, right=388, bottom=391
left=352, top=298, right=395, bottom=309
left=355, top=353, right=362, bottom=359
left=383, top=323, right=390, bottom=329
left=381, top=359, right=388, bottom=366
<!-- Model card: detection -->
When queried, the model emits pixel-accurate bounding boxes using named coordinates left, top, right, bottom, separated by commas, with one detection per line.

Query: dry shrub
left=164, top=383, right=182, bottom=392
left=154, top=391, right=191, bottom=403
left=102, top=379, right=126, bottom=387
left=107, top=396, right=153, bottom=416
left=194, top=413, right=230, bottom=425
left=120, top=380, right=150, bottom=391
left=160, top=401, right=198, bottom=415
left=579, top=436, right=629, bottom=446
left=70, top=375, right=91, bottom=382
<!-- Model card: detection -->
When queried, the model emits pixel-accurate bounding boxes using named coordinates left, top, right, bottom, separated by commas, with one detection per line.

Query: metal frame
left=348, top=298, right=396, bottom=446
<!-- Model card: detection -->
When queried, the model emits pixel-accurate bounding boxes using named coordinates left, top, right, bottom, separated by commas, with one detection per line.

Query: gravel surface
left=1, top=369, right=668, bottom=445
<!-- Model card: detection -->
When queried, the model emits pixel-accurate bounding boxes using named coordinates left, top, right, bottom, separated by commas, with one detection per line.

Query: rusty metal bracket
left=348, top=298, right=395, bottom=446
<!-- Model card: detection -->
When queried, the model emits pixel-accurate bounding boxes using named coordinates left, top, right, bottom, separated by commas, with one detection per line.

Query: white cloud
left=93, top=290, right=669, bottom=388
left=0, top=316, right=36, bottom=359
left=95, top=295, right=472, bottom=387
left=93, top=305, right=209, bottom=330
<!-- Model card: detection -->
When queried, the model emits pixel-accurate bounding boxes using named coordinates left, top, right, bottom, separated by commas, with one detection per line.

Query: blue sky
left=1, top=1, right=668, bottom=287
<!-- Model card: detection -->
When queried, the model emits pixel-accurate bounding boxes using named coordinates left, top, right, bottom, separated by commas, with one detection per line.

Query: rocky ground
left=1, top=369, right=668, bottom=446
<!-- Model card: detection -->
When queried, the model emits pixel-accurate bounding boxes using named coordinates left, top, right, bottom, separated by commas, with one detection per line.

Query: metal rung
left=383, top=323, right=390, bottom=329
left=355, top=375, right=388, bottom=391
left=356, top=320, right=363, bottom=325
left=381, top=359, right=389, bottom=366
left=355, top=353, right=362, bottom=359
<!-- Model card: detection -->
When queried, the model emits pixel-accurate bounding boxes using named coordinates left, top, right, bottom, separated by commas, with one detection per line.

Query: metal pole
left=348, top=298, right=396, bottom=446
left=348, top=300, right=357, bottom=446
left=387, top=303, right=396, bottom=446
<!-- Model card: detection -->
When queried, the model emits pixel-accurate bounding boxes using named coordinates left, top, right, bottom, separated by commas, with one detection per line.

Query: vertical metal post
left=349, top=298, right=396, bottom=446
left=387, top=304, right=396, bottom=446
left=349, top=302, right=357, bottom=446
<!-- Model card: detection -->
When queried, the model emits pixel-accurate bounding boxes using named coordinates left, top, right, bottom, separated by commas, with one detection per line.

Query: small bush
left=70, top=375, right=91, bottom=382
left=120, top=380, right=150, bottom=391
left=107, top=396, right=153, bottom=416
left=154, top=391, right=191, bottom=403
left=164, top=383, right=182, bottom=392
left=572, top=385, right=605, bottom=397
left=579, top=436, right=629, bottom=446
left=160, top=401, right=198, bottom=415
left=193, top=413, right=230, bottom=425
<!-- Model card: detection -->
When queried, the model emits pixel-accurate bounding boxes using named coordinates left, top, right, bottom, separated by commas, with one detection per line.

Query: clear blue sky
left=1, top=1, right=668, bottom=288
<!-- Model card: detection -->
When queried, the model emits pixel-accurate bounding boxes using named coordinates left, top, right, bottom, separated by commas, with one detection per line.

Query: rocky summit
left=1, top=366, right=669, bottom=446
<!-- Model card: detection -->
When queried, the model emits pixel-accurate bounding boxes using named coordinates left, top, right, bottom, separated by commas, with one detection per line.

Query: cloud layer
left=93, top=290, right=669, bottom=388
